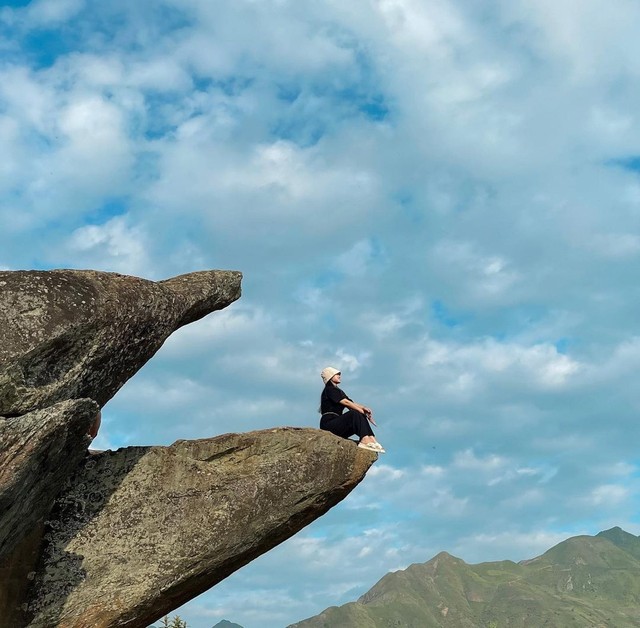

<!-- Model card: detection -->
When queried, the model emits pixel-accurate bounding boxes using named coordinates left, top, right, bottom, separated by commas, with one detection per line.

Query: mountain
left=212, top=621, right=244, bottom=628
left=289, top=527, right=640, bottom=627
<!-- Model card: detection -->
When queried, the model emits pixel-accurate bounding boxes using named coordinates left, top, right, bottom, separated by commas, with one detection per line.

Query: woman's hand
left=341, top=399, right=377, bottom=425
left=362, top=406, right=377, bottom=426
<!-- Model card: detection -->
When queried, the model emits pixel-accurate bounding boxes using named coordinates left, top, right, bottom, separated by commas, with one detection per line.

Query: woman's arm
left=340, top=399, right=377, bottom=426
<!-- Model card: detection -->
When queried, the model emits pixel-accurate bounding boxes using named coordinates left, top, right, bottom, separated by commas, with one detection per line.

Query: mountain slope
left=289, top=528, right=640, bottom=627
left=212, top=621, right=244, bottom=628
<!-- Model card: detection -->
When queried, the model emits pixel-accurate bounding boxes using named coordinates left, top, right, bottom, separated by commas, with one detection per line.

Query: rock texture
left=0, top=269, right=242, bottom=416
left=0, top=267, right=377, bottom=628
left=25, top=428, right=375, bottom=628
left=0, top=398, right=99, bottom=560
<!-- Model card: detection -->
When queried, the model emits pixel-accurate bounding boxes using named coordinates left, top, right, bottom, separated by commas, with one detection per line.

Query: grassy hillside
left=289, top=527, right=640, bottom=627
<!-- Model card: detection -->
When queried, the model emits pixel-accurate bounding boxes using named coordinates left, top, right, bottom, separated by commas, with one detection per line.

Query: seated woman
left=319, top=367, right=385, bottom=453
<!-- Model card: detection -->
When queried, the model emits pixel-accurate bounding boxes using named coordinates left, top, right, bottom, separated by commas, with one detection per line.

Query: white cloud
left=453, top=529, right=575, bottom=564
left=368, top=463, right=406, bottom=480
left=421, top=464, right=445, bottom=476
left=334, top=348, right=369, bottom=374
left=26, top=0, right=85, bottom=26
left=0, top=65, right=55, bottom=134
left=431, top=241, right=521, bottom=302
left=506, top=0, right=640, bottom=80
left=453, top=449, right=507, bottom=472
left=333, top=240, right=379, bottom=277
left=588, top=484, right=629, bottom=507
left=418, top=336, right=581, bottom=397
left=376, top=0, right=470, bottom=53
left=4, top=2, right=640, bottom=627
left=67, top=216, right=150, bottom=276
left=144, top=132, right=381, bottom=244
left=51, top=94, right=134, bottom=193
left=170, top=0, right=357, bottom=77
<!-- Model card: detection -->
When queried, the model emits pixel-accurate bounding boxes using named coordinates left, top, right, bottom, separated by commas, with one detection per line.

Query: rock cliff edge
left=0, top=269, right=376, bottom=628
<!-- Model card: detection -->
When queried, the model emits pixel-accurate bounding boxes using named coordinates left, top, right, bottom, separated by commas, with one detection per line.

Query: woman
left=319, top=367, right=385, bottom=453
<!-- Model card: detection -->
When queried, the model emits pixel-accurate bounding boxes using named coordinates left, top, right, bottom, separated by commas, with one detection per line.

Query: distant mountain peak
left=433, top=550, right=455, bottom=560
left=212, top=620, right=244, bottom=628
left=597, top=526, right=638, bottom=541
left=596, top=526, right=640, bottom=559
left=290, top=527, right=640, bottom=627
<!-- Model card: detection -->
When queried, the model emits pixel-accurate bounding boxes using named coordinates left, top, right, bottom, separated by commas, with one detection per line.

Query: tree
left=153, top=615, right=188, bottom=628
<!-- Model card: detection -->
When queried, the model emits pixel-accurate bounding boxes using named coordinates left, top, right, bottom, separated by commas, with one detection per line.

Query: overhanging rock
left=0, top=269, right=242, bottom=416
left=0, top=267, right=379, bottom=628
left=25, top=428, right=377, bottom=628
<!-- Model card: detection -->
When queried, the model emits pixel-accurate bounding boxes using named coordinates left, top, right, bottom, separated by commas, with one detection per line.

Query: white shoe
left=358, top=442, right=379, bottom=453
left=358, top=442, right=386, bottom=453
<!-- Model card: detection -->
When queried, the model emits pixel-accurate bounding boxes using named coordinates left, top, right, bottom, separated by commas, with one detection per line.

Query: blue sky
left=3, top=0, right=640, bottom=626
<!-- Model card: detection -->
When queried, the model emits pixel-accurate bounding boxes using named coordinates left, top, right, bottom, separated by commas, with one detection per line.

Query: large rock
left=25, top=428, right=376, bottom=628
left=0, top=267, right=378, bottom=628
left=0, top=399, right=99, bottom=561
left=0, top=269, right=242, bottom=416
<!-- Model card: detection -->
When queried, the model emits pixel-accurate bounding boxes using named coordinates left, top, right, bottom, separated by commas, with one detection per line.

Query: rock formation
left=26, top=428, right=374, bottom=628
left=0, top=269, right=242, bottom=417
left=0, top=399, right=99, bottom=561
left=0, top=268, right=377, bottom=628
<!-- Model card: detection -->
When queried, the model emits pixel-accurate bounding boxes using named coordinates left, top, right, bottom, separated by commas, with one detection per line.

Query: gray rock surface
left=0, top=399, right=99, bottom=561
left=0, top=267, right=377, bottom=628
left=25, top=428, right=376, bottom=628
left=0, top=269, right=241, bottom=416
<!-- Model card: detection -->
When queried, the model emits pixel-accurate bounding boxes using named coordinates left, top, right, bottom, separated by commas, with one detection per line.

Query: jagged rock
left=0, top=269, right=242, bottom=416
left=0, top=399, right=99, bottom=561
left=25, top=428, right=376, bottom=628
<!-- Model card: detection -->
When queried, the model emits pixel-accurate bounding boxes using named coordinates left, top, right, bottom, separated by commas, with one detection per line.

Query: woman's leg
left=321, top=411, right=381, bottom=448
left=345, top=409, right=375, bottom=443
left=320, top=413, right=356, bottom=438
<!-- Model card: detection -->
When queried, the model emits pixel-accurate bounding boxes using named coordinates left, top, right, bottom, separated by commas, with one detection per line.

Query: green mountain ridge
left=289, top=527, right=640, bottom=627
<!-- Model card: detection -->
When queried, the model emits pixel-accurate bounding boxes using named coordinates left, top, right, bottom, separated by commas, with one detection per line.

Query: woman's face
left=331, top=372, right=341, bottom=385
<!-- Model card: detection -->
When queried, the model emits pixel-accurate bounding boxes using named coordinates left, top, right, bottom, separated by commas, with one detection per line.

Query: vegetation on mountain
left=152, top=616, right=188, bottom=628
left=148, top=617, right=245, bottom=628
left=290, top=527, right=640, bottom=627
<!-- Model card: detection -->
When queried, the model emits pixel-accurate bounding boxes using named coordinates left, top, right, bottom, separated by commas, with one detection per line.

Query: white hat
left=321, top=366, right=340, bottom=385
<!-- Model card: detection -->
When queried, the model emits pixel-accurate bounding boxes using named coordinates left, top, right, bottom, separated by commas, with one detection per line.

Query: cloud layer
left=3, top=1, right=640, bottom=626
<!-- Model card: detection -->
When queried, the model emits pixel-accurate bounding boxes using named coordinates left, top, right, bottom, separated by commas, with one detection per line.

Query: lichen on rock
left=0, top=398, right=99, bottom=561
left=26, top=428, right=376, bottom=628
left=0, top=269, right=242, bottom=416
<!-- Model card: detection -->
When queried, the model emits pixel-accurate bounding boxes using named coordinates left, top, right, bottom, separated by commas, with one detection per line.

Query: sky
left=2, top=0, right=640, bottom=626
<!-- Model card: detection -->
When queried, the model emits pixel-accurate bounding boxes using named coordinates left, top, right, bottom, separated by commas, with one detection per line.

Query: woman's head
left=321, top=366, right=341, bottom=385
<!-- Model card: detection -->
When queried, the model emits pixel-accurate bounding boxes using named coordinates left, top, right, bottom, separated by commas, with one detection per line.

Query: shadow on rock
left=25, top=428, right=376, bottom=628
left=25, top=447, right=150, bottom=628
